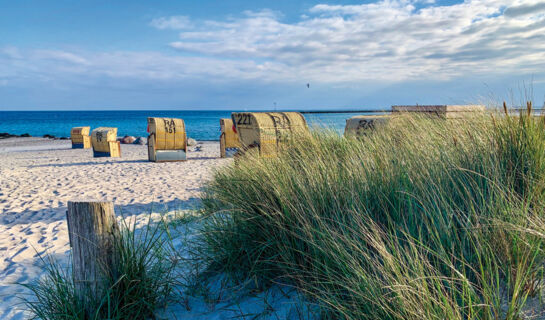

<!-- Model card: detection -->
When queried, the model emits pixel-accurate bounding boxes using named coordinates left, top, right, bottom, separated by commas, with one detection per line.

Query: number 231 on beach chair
left=147, top=117, right=187, bottom=162
left=91, top=127, right=121, bottom=157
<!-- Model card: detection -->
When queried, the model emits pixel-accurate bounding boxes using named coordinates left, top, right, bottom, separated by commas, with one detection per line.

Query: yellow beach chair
left=70, top=126, right=91, bottom=149
left=231, top=112, right=308, bottom=157
left=219, top=118, right=241, bottom=158
left=91, top=127, right=120, bottom=157
left=147, top=117, right=187, bottom=162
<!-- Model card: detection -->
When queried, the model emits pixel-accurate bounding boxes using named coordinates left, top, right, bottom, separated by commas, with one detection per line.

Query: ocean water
left=0, top=110, right=383, bottom=141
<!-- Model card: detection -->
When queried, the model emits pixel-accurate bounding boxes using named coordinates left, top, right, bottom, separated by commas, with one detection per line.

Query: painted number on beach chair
left=96, top=132, right=103, bottom=142
left=163, top=119, right=176, bottom=133
left=236, top=114, right=252, bottom=126
left=358, top=119, right=375, bottom=130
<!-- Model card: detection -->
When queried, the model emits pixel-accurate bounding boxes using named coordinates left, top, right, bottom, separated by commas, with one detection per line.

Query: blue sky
left=1, top=0, right=544, bottom=110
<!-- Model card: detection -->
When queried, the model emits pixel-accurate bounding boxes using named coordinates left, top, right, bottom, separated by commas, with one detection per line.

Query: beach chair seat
left=147, top=117, right=187, bottom=162
left=91, top=127, right=120, bottom=157
left=219, top=118, right=241, bottom=158
left=231, top=112, right=308, bottom=158
left=70, top=126, right=91, bottom=149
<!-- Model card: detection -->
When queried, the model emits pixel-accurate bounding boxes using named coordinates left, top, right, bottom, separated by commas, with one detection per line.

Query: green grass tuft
left=199, top=108, right=545, bottom=319
left=21, top=215, right=177, bottom=320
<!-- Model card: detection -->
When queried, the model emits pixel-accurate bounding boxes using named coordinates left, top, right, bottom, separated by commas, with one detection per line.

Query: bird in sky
left=306, top=83, right=310, bottom=88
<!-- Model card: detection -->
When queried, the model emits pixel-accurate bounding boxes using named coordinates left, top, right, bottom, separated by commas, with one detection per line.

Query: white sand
left=0, top=138, right=315, bottom=319
left=0, top=138, right=221, bottom=317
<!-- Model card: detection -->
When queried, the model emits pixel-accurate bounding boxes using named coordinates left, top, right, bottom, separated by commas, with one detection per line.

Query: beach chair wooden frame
left=147, top=117, right=187, bottom=162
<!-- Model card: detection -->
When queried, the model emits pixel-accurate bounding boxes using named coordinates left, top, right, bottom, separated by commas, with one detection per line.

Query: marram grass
left=199, top=108, right=545, bottom=319
left=21, top=215, right=177, bottom=320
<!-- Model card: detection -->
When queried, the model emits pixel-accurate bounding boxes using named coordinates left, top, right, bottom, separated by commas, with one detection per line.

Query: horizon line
left=0, top=108, right=385, bottom=112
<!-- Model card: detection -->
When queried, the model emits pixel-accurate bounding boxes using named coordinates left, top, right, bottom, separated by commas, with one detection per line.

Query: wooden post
left=66, top=201, right=119, bottom=313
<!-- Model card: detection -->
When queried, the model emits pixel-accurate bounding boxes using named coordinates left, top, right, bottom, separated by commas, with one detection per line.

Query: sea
left=0, top=110, right=384, bottom=140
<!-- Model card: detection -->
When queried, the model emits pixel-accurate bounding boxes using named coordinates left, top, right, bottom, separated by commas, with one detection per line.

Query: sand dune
left=0, top=138, right=231, bottom=319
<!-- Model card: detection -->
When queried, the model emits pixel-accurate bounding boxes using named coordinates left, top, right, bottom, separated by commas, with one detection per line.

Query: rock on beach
left=121, top=136, right=136, bottom=144
left=187, top=138, right=197, bottom=146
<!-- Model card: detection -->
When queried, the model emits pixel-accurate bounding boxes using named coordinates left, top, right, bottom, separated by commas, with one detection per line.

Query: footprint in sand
left=10, top=246, right=28, bottom=260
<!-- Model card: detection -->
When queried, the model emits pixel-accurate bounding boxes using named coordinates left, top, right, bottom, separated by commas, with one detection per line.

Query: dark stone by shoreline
left=0, top=133, right=71, bottom=140
left=0, top=132, right=31, bottom=139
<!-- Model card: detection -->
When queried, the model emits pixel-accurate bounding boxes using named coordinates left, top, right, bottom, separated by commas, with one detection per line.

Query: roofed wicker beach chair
left=231, top=112, right=309, bottom=158
left=147, top=117, right=187, bottom=162
left=219, top=118, right=241, bottom=158
left=91, top=127, right=120, bottom=157
left=70, top=126, right=91, bottom=149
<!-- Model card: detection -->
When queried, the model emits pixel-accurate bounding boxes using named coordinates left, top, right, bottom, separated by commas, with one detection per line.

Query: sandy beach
left=0, top=137, right=313, bottom=319
left=2, top=1, right=544, bottom=317
left=0, top=138, right=228, bottom=318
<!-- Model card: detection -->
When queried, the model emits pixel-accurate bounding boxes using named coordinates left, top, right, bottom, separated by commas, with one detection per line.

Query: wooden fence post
left=66, top=200, right=119, bottom=314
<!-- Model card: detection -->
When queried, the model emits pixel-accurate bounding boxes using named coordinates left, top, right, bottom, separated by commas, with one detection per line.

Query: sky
left=1, top=0, right=545, bottom=110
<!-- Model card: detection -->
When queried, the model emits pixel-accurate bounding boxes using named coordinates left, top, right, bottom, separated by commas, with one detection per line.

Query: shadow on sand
left=29, top=156, right=220, bottom=168
left=0, top=198, right=202, bottom=227
left=28, top=159, right=150, bottom=168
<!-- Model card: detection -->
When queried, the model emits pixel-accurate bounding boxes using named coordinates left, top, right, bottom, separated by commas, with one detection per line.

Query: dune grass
left=199, top=107, right=545, bottom=319
left=21, top=215, right=177, bottom=320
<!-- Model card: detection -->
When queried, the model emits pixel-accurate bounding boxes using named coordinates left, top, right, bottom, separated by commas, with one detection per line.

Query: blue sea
left=0, top=110, right=383, bottom=141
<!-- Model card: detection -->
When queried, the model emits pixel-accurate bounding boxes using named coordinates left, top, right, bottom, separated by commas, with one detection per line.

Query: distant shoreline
left=0, top=109, right=386, bottom=112
left=0, top=110, right=361, bottom=140
left=0, top=134, right=220, bottom=143
left=300, top=110, right=389, bottom=114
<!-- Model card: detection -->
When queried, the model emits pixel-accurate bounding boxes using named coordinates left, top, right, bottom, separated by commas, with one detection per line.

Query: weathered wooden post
left=66, top=200, right=119, bottom=314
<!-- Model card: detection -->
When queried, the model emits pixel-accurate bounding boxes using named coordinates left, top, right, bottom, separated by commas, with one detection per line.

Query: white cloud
left=150, top=15, right=192, bottom=30
left=3, top=0, right=545, bottom=89
left=33, top=50, right=89, bottom=65
left=0, top=46, right=23, bottom=60
left=0, top=48, right=278, bottom=85
left=161, top=0, right=545, bottom=83
left=504, top=1, right=545, bottom=17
